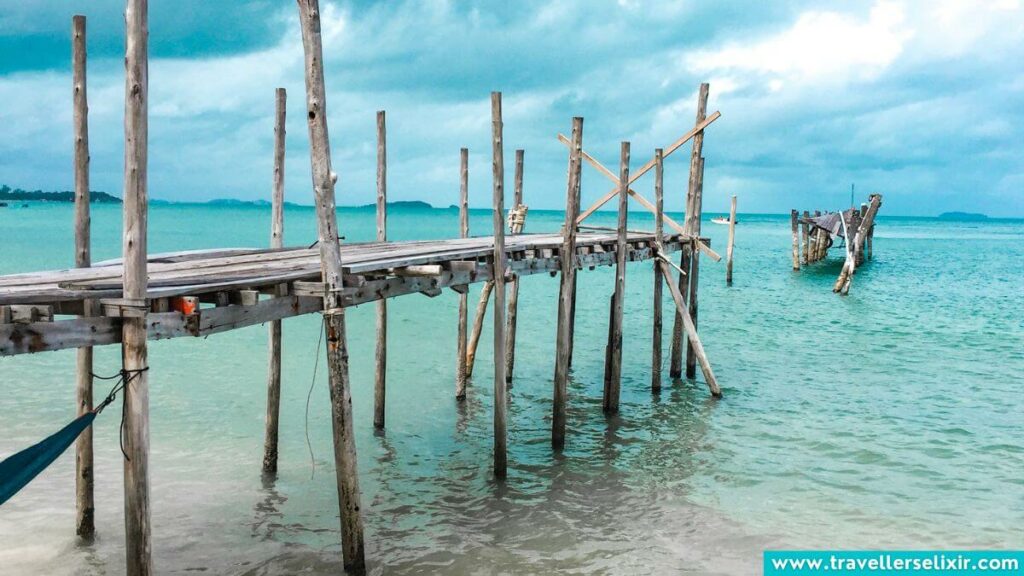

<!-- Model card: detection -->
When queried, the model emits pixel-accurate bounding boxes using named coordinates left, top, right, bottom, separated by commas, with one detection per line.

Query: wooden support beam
left=296, top=1, right=365, bottom=571
left=465, top=280, right=492, bottom=378
left=790, top=209, right=800, bottom=271
left=490, top=92, right=508, bottom=479
left=374, top=109, right=387, bottom=429
left=835, top=194, right=882, bottom=294
left=685, top=157, right=706, bottom=379
left=121, top=1, right=152, bottom=573
left=726, top=196, right=737, bottom=285
left=812, top=210, right=823, bottom=261
left=71, top=13, right=96, bottom=540
left=574, top=110, right=721, bottom=224
left=658, top=261, right=721, bottom=398
left=553, top=117, right=582, bottom=449
left=263, top=87, right=286, bottom=476
left=455, top=148, right=469, bottom=399
left=652, top=149, right=664, bottom=393
left=801, top=210, right=810, bottom=265
left=504, top=149, right=524, bottom=386
left=603, top=142, right=629, bottom=415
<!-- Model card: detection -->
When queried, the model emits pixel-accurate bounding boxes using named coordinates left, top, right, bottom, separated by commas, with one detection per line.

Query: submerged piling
left=603, top=141, right=629, bottom=414
left=651, top=149, right=664, bottom=392
left=263, top=87, right=286, bottom=475
left=374, top=110, right=387, bottom=429
left=455, top=148, right=469, bottom=399
left=490, top=92, right=508, bottom=478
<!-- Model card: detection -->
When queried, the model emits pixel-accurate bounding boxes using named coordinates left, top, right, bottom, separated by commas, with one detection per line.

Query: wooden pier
left=0, top=3, right=726, bottom=574
left=791, top=193, right=882, bottom=294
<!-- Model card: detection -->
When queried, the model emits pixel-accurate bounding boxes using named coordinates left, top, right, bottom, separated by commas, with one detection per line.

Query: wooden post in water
left=651, top=149, right=664, bottom=393
left=726, top=195, right=737, bottom=285
left=790, top=209, right=800, bottom=271
left=121, top=2, right=152, bottom=573
left=812, top=210, right=822, bottom=261
left=72, top=14, right=95, bottom=539
left=374, top=110, right=387, bottom=429
left=455, top=148, right=470, bottom=399
left=465, top=280, right=492, bottom=377
left=296, top=1, right=366, bottom=570
left=603, top=142, right=629, bottom=414
left=671, top=83, right=708, bottom=378
left=657, top=262, right=721, bottom=398
left=835, top=195, right=881, bottom=294
left=263, top=87, right=286, bottom=475
left=801, top=210, right=810, bottom=265
left=552, top=117, right=583, bottom=449
left=504, top=149, right=524, bottom=385
left=490, top=92, right=508, bottom=478
left=855, top=203, right=868, bottom=266
left=685, top=157, right=706, bottom=379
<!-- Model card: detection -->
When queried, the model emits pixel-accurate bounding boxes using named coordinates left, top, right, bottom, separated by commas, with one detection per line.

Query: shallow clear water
left=1, top=203, right=1022, bottom=575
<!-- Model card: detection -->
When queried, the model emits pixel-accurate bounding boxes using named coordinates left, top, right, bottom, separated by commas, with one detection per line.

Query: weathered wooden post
left=835, top=194, right=881, bottom=294
left=263, top=87, right=286, bottom=475
left=726, top=195, right=737, bottom=285
left=603, top=142, right=629, bottom=414
left=856, top=203, right=868, bottom=266
left=504, top=149, right=524, bottom=385
left=465, top=281, right=492, bottom=377
left=685, top=157, right=706, bottom=379
left=296, top=1, right=366, bottom=570
left=651, top=148, right=664, bottom=393
left=121, top=1, right=152, bottom=573
left=790, top=209, right=800, bottom=271
left=671, top=83, right=708, bottom=378
left=801, top=210, right=810, bottom=265
left=658, top=262, right=722, bottom=398
left=552, top=117, right=583, bottom=449
left=71, top=13, right=95, bottom=539
left=455, top=148, right=469, bottom=400
left=374, top=110, right=387, bottom=429
left=490, top=92, right=508, bottom=478
left=813, top=210, right=822, bottom=261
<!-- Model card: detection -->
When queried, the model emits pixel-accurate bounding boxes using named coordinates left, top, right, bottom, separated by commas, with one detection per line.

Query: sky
left=0, top=0, right=1022, bottom=217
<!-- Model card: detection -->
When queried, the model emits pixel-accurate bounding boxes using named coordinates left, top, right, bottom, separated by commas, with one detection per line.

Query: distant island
left=355, top=200, right=433, bottom=210
left=0, top=184, right=121, bottom=204
left=938, top=211, right=989, bottom=221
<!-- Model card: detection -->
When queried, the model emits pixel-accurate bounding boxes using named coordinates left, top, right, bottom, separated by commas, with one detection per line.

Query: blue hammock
left=0, top=412, right=96, bottom=505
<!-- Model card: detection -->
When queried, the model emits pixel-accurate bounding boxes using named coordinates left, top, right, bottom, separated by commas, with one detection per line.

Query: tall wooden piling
left=504, top=149, right=524, bottom=385
left=603, top=142, right=629, bottom=414
left=297, top=0, right=365, bottom=570
left=671, top=83, right=709, bottom=378
left=726, top=195, right=737, bottom=285
left=374, top=110, right=387, bottom=429
left=121, top=1, right=152, bottom=573
left=72, top=14, right=95, bottom=539
left=801, top=210, right=810, bottom=265
left=263, top=87, right=286, bottom=475
left=490, top=92, right=508, bottom=478
left=813, top=210, right=823, bottom=261
left=553, top=117, right=583, bottom=449
left=685, top=157, right=706, bottom=379
left=651, top=149, right=664, bottom=393
left=455, top=148, right=469, bottom=399
left=790, top=209, right=800, bottom=271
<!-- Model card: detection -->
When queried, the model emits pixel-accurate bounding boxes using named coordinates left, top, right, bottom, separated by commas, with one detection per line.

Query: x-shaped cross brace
left=558, top=110, right=722, bottom=261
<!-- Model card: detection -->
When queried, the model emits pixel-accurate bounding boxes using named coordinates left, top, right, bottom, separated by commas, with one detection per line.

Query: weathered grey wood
left=374, top=110, right=387, bottom=429
left=575, top=111, right=721, bottom=224
left=553, top=117, right=582, bottom=449
left=121, top=2, right=152, bottom=573
left=72, top=13, right=95, bottom=540
left=801, top=210, right=810, bottom=265
left=790, top=209, right=800, bottom=271
left=835, top=194, right=882, bottom=294
left=465, top=280, right=492, bottom=378
left=652, top=148, right=664, bottom=393
left=812, top=210, right=823, bottom=261
left=685, top=156, right=706, bottom=380
left=297, top=1, right=365, bottom=571
left=856, top=203, right=868, bottom=266
left=658, top=261, right=721, bottom=398
left=456, top=148, right=469, bottom=399
left=726, top=195, right=737, bottom=285
left=490, top=92, right=508, bottom=479
left=671, top=84, right=709, bottom=378
left=263, top=87, right=286, bottom=475
left=504, top=149, right=524, bottom=386
left=603, top=142, right=629, bottom=414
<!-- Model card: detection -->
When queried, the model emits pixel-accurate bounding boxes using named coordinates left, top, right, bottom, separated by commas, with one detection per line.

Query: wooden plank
left=456, top=147, right=469, bottom=399
left=72, top=13, right=95, bottom=539
left=490, top=92, right=508, bottom=479
left=297, top=1, right=365, bottom=571
left=374, top=109, right=387, bottom=429
left=553, top=116, right=582, bottom=450
left=652, top=148, right=664, bottom=393
left=603, top=141, right=629, bottom=415
left=263, top=87, right=286, bottom=476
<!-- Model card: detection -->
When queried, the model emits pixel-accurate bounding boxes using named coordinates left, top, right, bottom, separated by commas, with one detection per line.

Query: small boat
left=711, top=216, right=736, bottom=225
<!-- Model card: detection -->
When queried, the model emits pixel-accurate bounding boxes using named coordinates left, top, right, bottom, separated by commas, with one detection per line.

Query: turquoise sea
left=1, top=203, right=1022, bottom=575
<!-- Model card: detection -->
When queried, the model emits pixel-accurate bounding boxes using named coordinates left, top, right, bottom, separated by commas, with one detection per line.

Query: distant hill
left=938, top=211, right=989, bottom=221
left=0, top=184, right=121, bottom=203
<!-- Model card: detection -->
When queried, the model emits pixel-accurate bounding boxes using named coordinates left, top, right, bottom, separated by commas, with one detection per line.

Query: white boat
left=711, top=217, right=736, bottom=225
